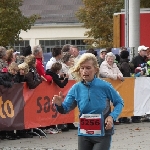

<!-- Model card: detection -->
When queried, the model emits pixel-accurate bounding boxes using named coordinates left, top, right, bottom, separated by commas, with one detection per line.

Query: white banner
left=134, top=77, right=150, bottom=116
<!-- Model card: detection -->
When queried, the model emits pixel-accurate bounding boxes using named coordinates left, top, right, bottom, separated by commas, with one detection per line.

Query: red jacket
left=36, top=58, right=52, bottom=82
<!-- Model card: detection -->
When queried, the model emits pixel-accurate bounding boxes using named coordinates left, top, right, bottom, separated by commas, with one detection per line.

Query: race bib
left=79, top=114, right=105, bottom=136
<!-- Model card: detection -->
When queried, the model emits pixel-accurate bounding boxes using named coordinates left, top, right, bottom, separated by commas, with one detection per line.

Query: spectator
left=16, top=55, right=25, bottom=64
left=46, top=60, right=71, bottom=133
left=114, top=54, right=120, bottom=64
left=86, top=48, right=97, bottom=57
left=100, top=52, right=124, bottom=81
left=71, top=46, right=81, bottom=65
left=62, top=44, right=73, bottom=55
left=46, top=62, right=69, bottom=88
left=46, top=47, right=63, bottom=70
left=119, top=50, right=131, bottom=77
left=118, top=50, right=131, bottom=124
left=24, top=55, right=42, bottom=89
left=0, top=46, right=8, bottom=72
left=131, top=45, right=149, bottom=123
left=132, top=45, right=148, bottom=70
left=100, top=52, right=124, bottom=125
left=106, top=47, right=112, bottom=53
left=21, top=45, right=32, bottom=57
left=61, top=46, right=78, bottom=129
left=0, top=62, right=20, bottom=140
left=6, top=49, right=14, bottom=65
left=97, top=48, right=107, bottom=67
left=14, top=62, right=29, bottom=83
left=0, top=62, right=18, bottom=88
left=146, top=48, right=150, bottom=76
left=134, top=66, right=146, bottom=77
left=13, top=62, right=34, bottom=138
left=33, top=45, right=52, bottom=83
left=61, top=53, right=74, bottom=80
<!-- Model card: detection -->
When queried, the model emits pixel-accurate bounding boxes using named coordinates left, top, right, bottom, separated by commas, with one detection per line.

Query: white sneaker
left=43, top=128, right=58, bottom=134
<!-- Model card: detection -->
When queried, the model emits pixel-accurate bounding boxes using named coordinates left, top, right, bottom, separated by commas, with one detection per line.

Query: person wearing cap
left=131, top=45, right=149, bottom=123
left=97, top=48, right=107, bottom=67
left=132, top=45, right=149, bottom=70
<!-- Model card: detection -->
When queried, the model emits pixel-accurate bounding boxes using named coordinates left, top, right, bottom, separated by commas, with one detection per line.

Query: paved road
left=0, top=122, right=150, bottom=150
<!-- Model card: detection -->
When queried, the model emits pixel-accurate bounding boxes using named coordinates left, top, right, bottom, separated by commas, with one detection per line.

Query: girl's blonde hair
left=24, top=55, right=36, bottom=67
left=18, top=62, right=29, bottom=74
left=71, top=53, right=99, bottom=82
left=8, top=62, right=19, bottom=71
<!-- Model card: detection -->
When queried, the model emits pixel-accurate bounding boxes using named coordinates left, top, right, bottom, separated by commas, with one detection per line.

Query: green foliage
left=0, top=0, right=40, bottom=47
left=76, top=0, right=150, bottom=48
left=76, top=0, right=123, bottom=48
left=140, top=0, right=150, bottom=8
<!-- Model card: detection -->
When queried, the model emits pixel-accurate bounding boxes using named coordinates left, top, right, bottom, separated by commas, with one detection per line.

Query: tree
left=76, top=0, right=150, bottom=48
left=141, top=0, right=150, bottom=8
left=0, top=0, right=40, bottom=47
left=76, top=0, right=123, bottom=48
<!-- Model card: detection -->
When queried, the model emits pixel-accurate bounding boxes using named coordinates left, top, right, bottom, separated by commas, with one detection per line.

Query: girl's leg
left=92, top=135, right=112, bottom=150
left=78, top=136, right=93, bottom=150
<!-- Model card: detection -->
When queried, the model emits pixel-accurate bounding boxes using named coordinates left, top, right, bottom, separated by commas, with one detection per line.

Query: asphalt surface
left=0, top=122, right=150, bottom=150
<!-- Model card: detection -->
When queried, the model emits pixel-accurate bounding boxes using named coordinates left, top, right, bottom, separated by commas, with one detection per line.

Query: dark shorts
left=78, top=135, right=111, bottom=150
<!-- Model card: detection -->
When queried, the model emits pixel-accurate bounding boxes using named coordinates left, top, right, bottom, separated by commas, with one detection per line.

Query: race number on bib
left=79, top=114, right=105, bottom=136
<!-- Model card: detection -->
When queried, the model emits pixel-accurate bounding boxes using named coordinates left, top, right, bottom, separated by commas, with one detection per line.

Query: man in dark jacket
left=118, top=50, right=131, bottom=123
left=131, top=45, right=149, bottom=123
left=97, top=49, right=107, bottom=67
left=132, top=45, right=148, bottom=69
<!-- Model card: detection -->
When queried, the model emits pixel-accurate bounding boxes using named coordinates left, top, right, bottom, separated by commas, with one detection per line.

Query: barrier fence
left=0, top=77, right=149, bottom=131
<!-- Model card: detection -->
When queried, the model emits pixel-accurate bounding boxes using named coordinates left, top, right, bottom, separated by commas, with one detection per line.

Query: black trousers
left=78, top=135, right=111, bottom=150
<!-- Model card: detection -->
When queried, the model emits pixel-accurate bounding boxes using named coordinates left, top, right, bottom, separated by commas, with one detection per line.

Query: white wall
left=19, top=23, right=89, bottom=48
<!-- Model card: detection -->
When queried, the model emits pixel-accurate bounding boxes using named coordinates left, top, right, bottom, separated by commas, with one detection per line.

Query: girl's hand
left=52, top=91, right=63, bottom=106
left=105, top=116, right=113, bottom=130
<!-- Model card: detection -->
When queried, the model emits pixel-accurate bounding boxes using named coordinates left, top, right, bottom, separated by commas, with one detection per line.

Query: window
left=61, top=40, right=65, bottom=45
left=80, top=40, right=85, bottom=45
left=12, top=40, right=30, bottom=52
left=45, top=40, right=50, bottom=46
left=66, top=40, right=71, bottom=44
left=77, top=40, right=81, bottom=45
left=55, top=40, right=60, bottom=46
left=39, top=39, right=89, bottom=53
left=49, top=40, right=55, bottom=46
left=39, top=40, right=45, bottom=46
left=19, top=41, right=24, bottom=47
left=71, top=40, right=75, bottom=45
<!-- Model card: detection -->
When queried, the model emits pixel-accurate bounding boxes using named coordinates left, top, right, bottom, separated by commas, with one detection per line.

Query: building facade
left=17, top=0, right=89, bottom=52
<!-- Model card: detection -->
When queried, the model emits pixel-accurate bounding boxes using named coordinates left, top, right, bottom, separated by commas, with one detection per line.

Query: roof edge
left=32, top=23, right=84, bottom=28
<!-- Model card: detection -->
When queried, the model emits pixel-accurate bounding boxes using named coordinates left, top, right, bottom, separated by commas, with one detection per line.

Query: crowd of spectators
left=0, top=44, right=149, bottom=140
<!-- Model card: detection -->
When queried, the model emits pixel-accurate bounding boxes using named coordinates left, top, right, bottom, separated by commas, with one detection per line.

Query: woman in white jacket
left=100, top=52, right=124, bottom=81
left=61, top=52, right=74, bottom=80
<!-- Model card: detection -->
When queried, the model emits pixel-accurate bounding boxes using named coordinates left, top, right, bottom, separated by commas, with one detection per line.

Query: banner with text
left=0, top=77, right=146, bottom=130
